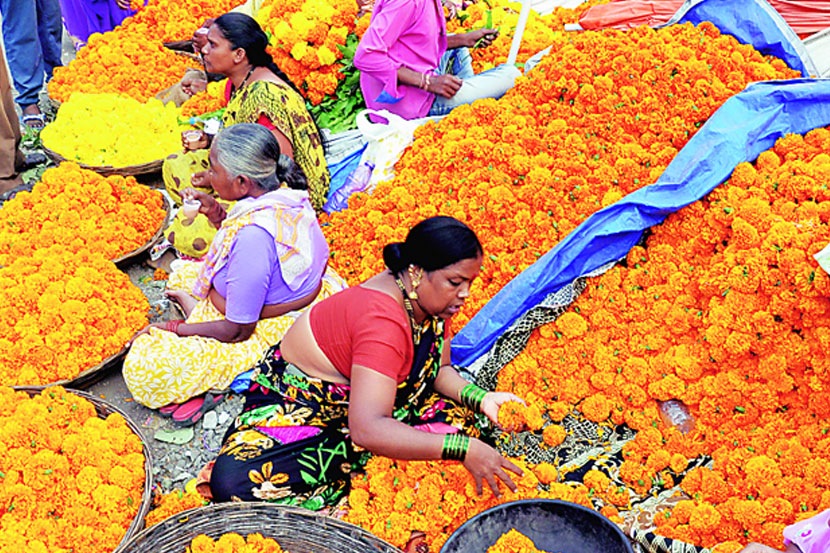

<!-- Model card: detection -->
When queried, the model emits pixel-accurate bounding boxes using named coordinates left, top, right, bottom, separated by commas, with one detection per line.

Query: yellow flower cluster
left=186, top=533, right=289, bottom=553
left=254, top=0, right=358, bottom=104
left=0, top=386, right=146, bottom=552
left=181, top=79, right=228, bottom=117
left=41, top=93, right=185, bottom=167
left=0, top=246, right=149, bottom=385
left=144, top=488, right=207, bottom=527
left=0, top=163, right=166, bottom=265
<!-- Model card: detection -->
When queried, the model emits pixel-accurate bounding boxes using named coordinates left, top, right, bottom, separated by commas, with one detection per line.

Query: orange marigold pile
left=497, top=127, right=830, bottom=549
left=180, top=79, right=228, bottom=117
left=145, top=488, right=208, bottom=527
left=254, top=0, right=359, bottom=104
left=0, top=387, right=146, bottom=552
left=0, top=163, right=166, bottom=265
left=128, top=0, right=244, bottom=42
left=345, top=456, right=592, bottom=550
left=322, top=22, right=799, bottom=333
left=487, top=529, right=548, bottom=553
left=0, top=247, right=149, bottom=385
left=187, top=533, right=289, bottom=553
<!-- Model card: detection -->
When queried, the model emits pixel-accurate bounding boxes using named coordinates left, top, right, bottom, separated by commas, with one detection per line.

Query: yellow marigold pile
left=0, top=386, right=146, bottom=552
left=0, top=247, right=149, bottom=385
left=322, top=22, right=798, bottom=333
left=345, top=456, right=592, bottom=550
left=48, top=28, right=198, bottom=103
left=487, top=529, right=548, bottom=553
left=186, top=533, right=289, bottom=553
left=128, top=0, right=245, bottom=42
left=497, top=127, right=830, bottom=549
left=42, top=94, right=184, bottom=167
left=144, top=488, right=207, bottom=527
left=0, top=163, right=166, bottom=265
left=254, top=0, right=358, bottom=104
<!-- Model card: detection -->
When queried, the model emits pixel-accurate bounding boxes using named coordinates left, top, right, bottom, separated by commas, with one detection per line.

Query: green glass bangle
left=441, top=433, right=470, bottom=461
left=460, top=383, right=487, bottom=413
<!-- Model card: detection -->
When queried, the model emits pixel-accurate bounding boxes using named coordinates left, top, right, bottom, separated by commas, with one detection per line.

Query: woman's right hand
left=181, top=186, right=213, bottom=211
left=428, top=74, right=463, bottom=99
left=463, top=438, right=522, bottom=498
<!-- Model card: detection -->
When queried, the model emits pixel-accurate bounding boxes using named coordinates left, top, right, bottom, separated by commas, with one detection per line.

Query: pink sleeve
left=783, top=509, right=830, bottom=553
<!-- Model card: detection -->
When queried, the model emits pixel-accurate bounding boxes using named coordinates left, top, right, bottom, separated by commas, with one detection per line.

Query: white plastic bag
left=355, top=109, right=431, bottom=190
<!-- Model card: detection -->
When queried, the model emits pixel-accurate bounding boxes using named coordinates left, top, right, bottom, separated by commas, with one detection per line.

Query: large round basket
left=440, top=499, right=635, bottom=553
left=114, top=503, right=403, bottom=553
left=113, top=191, right=171, bottom=266
left=12, top=386, right=155, bottom=550
left=43, top=145, right=164, bottom=177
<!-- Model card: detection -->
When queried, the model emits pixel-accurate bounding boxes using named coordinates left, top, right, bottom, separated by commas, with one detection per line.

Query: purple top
left=212, top=224, right=327, bottom=324
left=784, top=509, right=830, bottom=553
left=354, top=0, right=447, bottom=120
left=60, top=0, right=137, bottom=43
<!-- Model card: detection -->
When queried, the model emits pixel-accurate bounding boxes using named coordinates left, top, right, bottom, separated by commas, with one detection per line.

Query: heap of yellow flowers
left=495, top=127, right=830, bottom=550
left=48, top=27, right=198, bottom=103
left=0, top=163, right=166, bottom=265
left=0, top=387, right=146, bottom=552
left=345, top=456, right=601, bottom=550
left=322, top=22, right=798, bottom=332
left=144, top=488, right=208, bottom=527
left=128, top=0, right=245, bottom=42
left=0, top=246, right=149, bottom=385
left=447, top=0, right=606, bottom=72
left=254, top=0, right=359, bottom=104
left=187, top=533, right=289, bottom=553
left=42, top=94, right=185, bottom=167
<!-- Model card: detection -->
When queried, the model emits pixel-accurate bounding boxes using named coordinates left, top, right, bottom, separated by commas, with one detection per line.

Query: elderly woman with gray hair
left=124, top=123, right=345, bottom=425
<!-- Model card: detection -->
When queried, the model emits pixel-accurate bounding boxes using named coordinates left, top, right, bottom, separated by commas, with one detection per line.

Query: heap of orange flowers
left=322, top=22, right=798, bottom=333
left=0, top=387, right=146, bottom=552
left=0, top=163, right=166, bottom=266
left=186, top=533, right=289, bottom=553
left=128, top=0, right=244, bottom=42
left=48, top=27, right=199, bottom=103
left=180, top=79, right=228, bottom=117
left=487, top=529, right=548, bottom=553
left=495, top=127, right=830, bottom=550
left=253, top=0, right=359, bottom=104
left=447, top=0, right=606, bottom=73
left=144, top=488, right=208, bottom=527
left=0, top=246, right=149, bottom=385
left=344, top=456, right=607, bottom=550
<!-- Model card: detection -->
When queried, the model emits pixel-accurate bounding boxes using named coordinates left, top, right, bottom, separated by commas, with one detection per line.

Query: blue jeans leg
left=428, top=61, right=521, bottom=117
left=37, top=0, right=64, bottom=79
left=0, top=0, right=45, bottom=109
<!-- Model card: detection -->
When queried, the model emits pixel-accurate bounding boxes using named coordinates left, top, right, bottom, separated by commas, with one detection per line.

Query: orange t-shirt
left=309, top=286, right=413, bottom=383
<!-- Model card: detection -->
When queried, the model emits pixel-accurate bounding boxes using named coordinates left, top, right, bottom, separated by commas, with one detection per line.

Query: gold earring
left=408, top=267, right=421, bottom=300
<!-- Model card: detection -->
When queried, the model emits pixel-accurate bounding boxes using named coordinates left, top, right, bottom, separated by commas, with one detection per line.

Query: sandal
left=171, top=392, right=225, bottom=428
left=157, top=403, right=179, bottom=418
left=21, top=113, right=46, bottom=130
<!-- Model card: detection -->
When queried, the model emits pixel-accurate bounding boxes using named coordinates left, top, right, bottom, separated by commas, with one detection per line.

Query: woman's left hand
left=465, top=28, right=498, bottom=49
left=480, top=392, right=526, bottom=431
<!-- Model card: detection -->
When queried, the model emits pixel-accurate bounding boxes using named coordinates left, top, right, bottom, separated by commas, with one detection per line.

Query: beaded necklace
left=230, top=65, right=255, bottom=99
left=394, top=275, right=428, bottom=346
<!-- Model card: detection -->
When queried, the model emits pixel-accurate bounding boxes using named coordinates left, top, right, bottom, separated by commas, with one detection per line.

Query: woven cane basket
left=12, top=386, right=154, bottom=550
left=114, top=502, right=403, bottom=553
left=42, top=146, right=164, bottom=177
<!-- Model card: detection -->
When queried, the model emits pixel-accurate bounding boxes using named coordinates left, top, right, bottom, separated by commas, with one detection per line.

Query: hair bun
left=382, top=242, right=408, bottom=273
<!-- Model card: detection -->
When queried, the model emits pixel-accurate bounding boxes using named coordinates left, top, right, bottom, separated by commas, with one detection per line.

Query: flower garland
left=41, top=94, right=185, bottom=167
left=321, top=22, right=798, bottom=333
left=186, top=533, right=289, bottom=553
left=0, top=163, right=167, bottom=265
left=344, top=456, right=598, bottom=550
left=496, top=127, right=830, bottom=549
left=253, top=0, right=359, bottom=105
left=0, top=386, right=146, bottom=552
left=0, top=247, right=150, bottom=385
left=48, top=28, right=199, bottom=103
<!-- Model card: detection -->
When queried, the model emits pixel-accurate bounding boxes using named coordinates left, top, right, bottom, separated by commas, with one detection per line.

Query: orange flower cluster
left=0, top=386, right=146, bottom=552
left=0, top=163, right=166, bottom=265
left=447, top=0, right=606, bottom=73
left=181, top=79, right=228, bottom=117
left=187, top=533, right=288, bottom=553
left=344, top=456, right=593, bottom=550
left=144, top=489, right=208, bottom=527
left=48, top=28, right=199, bottom=103
left=487, top=529, right=548, bottom=553
left=497, top=127, right=830, bottom=549
left=128, top=0, right=244, bottom=42
left=254, top=0, right=359, bottom=104
left=321, top=23, right=798, bottom=333
left=0, top=246, right=149, bottom=385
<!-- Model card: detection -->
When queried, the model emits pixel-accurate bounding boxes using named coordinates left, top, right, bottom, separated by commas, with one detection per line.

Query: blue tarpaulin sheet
left=452, top=76, right=830, bottom=366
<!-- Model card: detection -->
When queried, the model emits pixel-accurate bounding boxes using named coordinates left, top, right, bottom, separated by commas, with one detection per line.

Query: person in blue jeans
left=0, top=0, right=63, bottom=129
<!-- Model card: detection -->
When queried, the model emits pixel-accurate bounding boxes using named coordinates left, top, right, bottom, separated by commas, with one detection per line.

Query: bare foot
left=166, top=289, right=198, bottom=317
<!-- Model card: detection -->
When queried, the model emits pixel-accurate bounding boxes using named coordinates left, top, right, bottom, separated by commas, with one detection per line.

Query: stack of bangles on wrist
left=460, top=383, right=487, bottom=412
left=165, top=319, right=185, bottom=335
left=419, top=72, right=431, bottom=91
left=441, top=433, right=470, bottom=461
